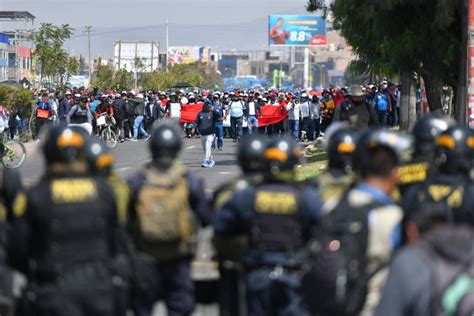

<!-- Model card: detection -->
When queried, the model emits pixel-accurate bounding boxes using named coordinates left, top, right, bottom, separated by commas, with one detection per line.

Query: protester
left=196, top=101, right=219, bottom=168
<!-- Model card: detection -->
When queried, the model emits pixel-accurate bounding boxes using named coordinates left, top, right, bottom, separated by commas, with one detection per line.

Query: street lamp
left=313, top=63, right=326, bottom=90
left=290, top=68, right=304, bottom=87
left=224, top=68, right=235, bottom=78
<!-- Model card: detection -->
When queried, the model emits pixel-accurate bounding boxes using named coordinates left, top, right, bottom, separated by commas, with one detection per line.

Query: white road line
left=186, top=146, right=196, bottom=149
left=218, top=172, right=234, bottom=175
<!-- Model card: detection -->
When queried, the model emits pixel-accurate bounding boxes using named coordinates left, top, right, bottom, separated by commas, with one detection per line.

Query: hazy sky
left=1, top=0, right=316, bottom=57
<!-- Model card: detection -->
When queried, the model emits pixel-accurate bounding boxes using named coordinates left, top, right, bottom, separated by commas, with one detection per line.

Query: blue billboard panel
left=268, top=15, right=327, bottom=47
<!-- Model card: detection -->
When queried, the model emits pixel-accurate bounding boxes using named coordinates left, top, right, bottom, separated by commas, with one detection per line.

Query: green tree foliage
left=142, top=63, right=223, bottom=91
left=92, top=64, right=115, bottom=91
left=113, top=69, right=134, bottom=91
left=307, top=0, right=464, bottom=112
left=32, top=23, right=74, bottom=82
left=0, top=85, right=34, bottom=117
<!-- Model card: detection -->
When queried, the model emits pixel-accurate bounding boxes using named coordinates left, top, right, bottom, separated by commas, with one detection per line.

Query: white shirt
left=248, top=102, right=256, bottom=116
left=286, top=102, right=300, bottom=120
left=300, top=101, right=311, bottom=118
left=310, top=101, right=320, bottom=119
left=170, top=102, right=181, bottom=119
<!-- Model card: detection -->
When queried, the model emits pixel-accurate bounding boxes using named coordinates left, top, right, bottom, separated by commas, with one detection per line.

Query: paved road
left=18, top=137, right=241, bottom=316
left=19, top=137, right=240, bottom=190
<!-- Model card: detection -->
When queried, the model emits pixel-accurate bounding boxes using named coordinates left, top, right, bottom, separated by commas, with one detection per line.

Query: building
left=0, top=11, right=35, bottom=81
left=113, top=41, right=160, bottom=72
left=0, top=33, right=8, bottom=81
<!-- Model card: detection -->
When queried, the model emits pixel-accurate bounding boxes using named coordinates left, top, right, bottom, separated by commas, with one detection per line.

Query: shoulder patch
left=12, top=192, right=27, bottom=218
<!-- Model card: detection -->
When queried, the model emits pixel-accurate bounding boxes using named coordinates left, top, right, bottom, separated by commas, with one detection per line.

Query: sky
left=1, top=0, right=316, bottom=58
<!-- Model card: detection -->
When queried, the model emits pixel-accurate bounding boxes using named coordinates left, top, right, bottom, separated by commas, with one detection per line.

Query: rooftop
left=0, top=11, right=35, bottom=21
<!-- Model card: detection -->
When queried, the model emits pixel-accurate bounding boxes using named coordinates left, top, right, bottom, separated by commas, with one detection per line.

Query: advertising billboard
left=268, top=15, right=327, bottom=46
left=167, top=46, right=211, bottom=65
left=113, top=41, right=160, bottom=72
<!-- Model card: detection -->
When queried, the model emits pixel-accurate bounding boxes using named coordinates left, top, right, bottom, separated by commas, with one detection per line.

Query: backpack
left=420, top=227, right=474, bottom=316
left=136, top=165, right=196, bottom=261
left=302, top=190, right=389, bottom=316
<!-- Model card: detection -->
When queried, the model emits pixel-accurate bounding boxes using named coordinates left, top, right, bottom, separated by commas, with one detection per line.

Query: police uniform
left=9, top=126, right=128, bottom=316
left=0, top=167, right=25, bottom=314
left=214, top=179, right=322, bottom=315
left=128, top=162, right=211, bottom=316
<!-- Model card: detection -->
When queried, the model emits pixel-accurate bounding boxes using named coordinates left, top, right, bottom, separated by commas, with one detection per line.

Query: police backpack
left=301, top=190, right=388, bottom=316
left=136, top=165, right=196, bottom=261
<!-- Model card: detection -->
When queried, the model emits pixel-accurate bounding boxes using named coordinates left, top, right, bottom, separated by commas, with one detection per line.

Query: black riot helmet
left=42, top=125, right=89, bottom=164
left=263, top=136, right=301, bottom=176
left=354, top=128, right=413, bottom=178
left=327, top=126, right=359, bottom=174
left=238, top=134, right=267, bottom=174
left=150, top=122, right=182, bottom=164
left=433, top=126, right=474, bottom=175
left=86, top=138, right=113, bottom=176
left=412, top=115, right=455, bottom=159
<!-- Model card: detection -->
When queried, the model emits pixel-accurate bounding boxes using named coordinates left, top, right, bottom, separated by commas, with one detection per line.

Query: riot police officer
left=212, top=134, right=267, bottom=211
left=398, top=115, right=454, bottom=197
left=214, top=136, right=322, bottom=316
left=317, top=124, right=359, bottom=202
left=403, top=125, right=474, bottom=242
left=86, top=138, right=129, bottom=226
left=212, top=134, right=267, bottom=316
left=9, top=125, right=128, bottom=316
left=128, top=122, right=211, bottom=316
left=0, top=143, right=25, bottom=315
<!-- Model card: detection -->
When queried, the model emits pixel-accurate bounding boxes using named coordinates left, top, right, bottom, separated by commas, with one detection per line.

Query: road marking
left=117, top=167, right=131, bottom=172
left=218, top=172, right=234, bottom=175
left=186, top=146, right=196, bottom=150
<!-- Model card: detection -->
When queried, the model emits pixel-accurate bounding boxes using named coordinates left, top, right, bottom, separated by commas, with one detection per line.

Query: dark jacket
left=333, top=100, right=380, bottom=131
left=195, top=110, right=218, bottom=136
left=8, top=173, right=122, bottom=278
left=243, top=101, right=263, bottom=117
left=214, top=182, right=322, bottom=267
left=375, top=225, right=474, bottom=316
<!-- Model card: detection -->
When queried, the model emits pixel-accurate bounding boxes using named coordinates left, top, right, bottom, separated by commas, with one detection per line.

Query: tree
left=92, top=64, right=115, bottom=91
left=32, top=23, right=74, bottom=82
left=142, top=63, right=223, bottom=91
left=307, top=0, right=464, bottom=117
left=113, top=69, right=134, bottom=91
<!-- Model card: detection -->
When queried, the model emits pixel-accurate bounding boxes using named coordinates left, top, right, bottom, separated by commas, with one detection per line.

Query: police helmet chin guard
left=263, top=136, right=301, bottom=177
left=354, top=129, right=413, bottom=178
left=412, top=115, right=455, bottom=157
left=42, top=125, right=89, bottom=164
left=327, top=126, right=359, bottom=174
left=150, top=122, right=182, bottom=162
left=238, top=134, right=267, bottom=174
left=86, top=138, right=113, bottom=176
left=434, top=126, right=474, bottom=175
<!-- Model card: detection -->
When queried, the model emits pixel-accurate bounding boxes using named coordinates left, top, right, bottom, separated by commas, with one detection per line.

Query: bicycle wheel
left=101, top=128, right=118, bottom=149
left=2, top=140, right=27, bottom=169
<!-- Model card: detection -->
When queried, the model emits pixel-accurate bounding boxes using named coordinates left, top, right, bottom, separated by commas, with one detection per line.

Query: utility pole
left=165, top=19, right=169, bottom=71
left=84, top=25, right=93, bottom=82
left=466, top=0, right=474, bottom=126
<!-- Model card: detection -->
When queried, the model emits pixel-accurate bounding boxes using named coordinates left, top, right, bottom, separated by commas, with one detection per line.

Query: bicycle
left=1, top=139, right=26, bottom=169
left=97, top=113, right=118, bottom=149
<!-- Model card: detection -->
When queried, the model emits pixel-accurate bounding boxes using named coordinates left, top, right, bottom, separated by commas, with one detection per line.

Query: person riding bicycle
left=66, top=96, right=94, bottom=135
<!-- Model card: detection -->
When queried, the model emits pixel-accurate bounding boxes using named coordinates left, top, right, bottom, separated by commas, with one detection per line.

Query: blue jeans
left=212, top=122, right=223, bottom=148
left=288, top=120, right=300, bottom=140
left=133, top=116, right=149, bottom=139
left=377, top=110, right=387, bottom=127
left=247, top=116, right=259, bottom=135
